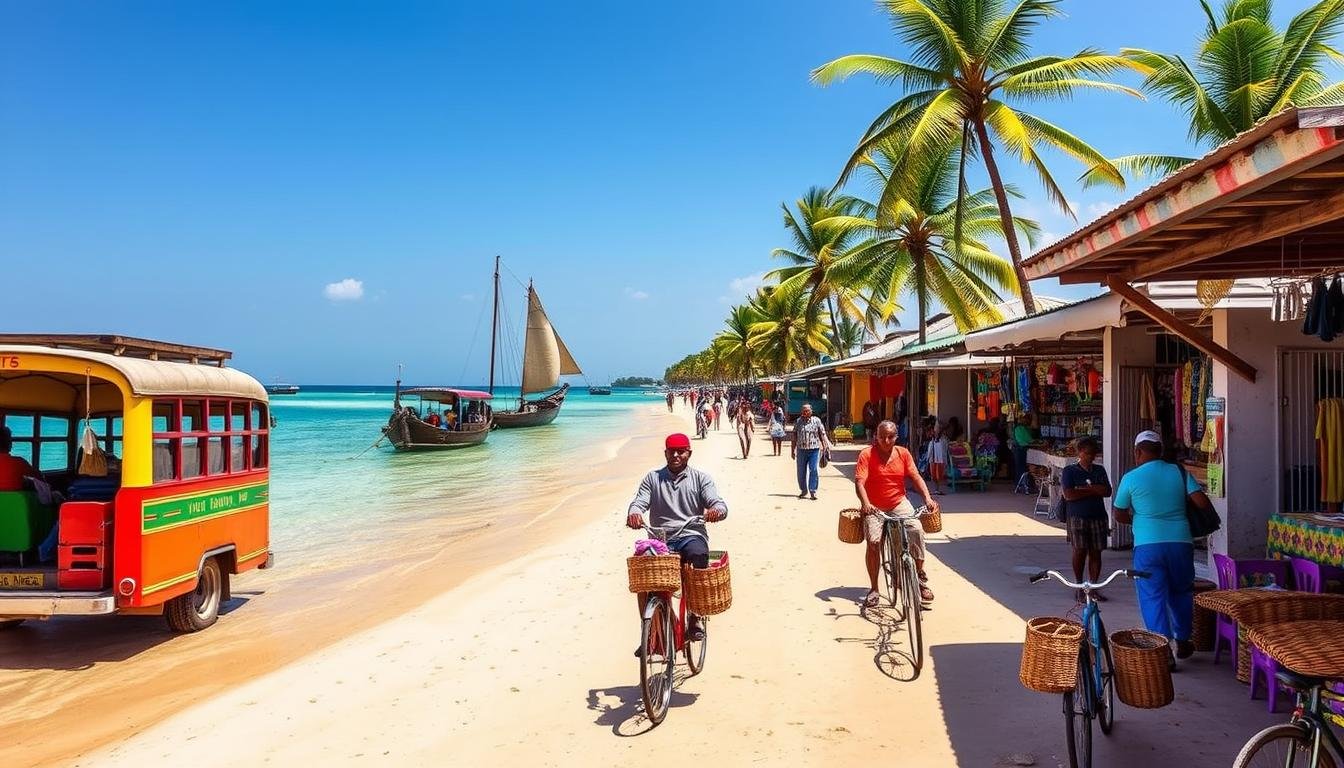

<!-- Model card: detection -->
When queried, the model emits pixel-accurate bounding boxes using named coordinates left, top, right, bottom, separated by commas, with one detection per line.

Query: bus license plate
left=0, top=573, right=44, bottom=589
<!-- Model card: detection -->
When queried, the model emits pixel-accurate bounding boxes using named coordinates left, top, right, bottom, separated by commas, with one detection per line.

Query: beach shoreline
left=0, top=403, right=681, bottom=768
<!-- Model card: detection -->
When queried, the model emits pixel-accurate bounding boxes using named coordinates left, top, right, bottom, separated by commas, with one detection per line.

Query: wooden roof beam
left=1107, top=276, right=1256, bottom=382
left=1128, top=184, right=1344, bottom=281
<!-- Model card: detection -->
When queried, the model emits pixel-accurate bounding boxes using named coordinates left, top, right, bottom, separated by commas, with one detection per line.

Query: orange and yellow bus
left=0, top=335, right=271, bottom=632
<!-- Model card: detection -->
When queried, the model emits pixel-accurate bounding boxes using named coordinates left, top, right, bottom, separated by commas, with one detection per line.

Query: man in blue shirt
left=1060, top=436, right=1111, bottom=601
left=1113, top=430, right=1215, bottom=661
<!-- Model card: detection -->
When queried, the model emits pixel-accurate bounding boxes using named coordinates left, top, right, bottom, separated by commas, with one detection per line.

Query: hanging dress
left=1316, top=398, right=1344, bottom=504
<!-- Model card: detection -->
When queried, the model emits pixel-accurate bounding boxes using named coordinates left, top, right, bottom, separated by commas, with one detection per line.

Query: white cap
left=1134, top=430, right=1162, bottom=446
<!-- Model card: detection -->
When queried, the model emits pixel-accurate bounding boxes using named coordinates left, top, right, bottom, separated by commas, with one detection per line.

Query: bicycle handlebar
left=1029, top=568, right=1150, bottom=589
left=642, top=515, right=707, bottom=539
left=874, top=505, right=929, bottom=522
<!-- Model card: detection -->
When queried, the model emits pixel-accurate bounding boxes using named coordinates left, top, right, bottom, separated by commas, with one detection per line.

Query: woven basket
left=1191, top=579, right=1218, bottom=652
left=626, top=554, right=683, bottom=594
left=684, top=552, right=732, bottom=615
left=1110, top=629, right=1174, bottom=708
left=920, top=506, right=942, bottom=534
left=1020, top=617, right=1083, bottom=693
left=838, top=508, right=864, bottom=544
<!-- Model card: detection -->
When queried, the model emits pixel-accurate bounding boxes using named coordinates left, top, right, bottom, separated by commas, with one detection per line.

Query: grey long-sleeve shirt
left=626, top=466, right=728, bottom=542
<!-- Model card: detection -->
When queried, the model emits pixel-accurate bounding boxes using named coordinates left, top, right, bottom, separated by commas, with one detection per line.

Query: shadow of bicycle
left=585, top=667, right=701, bottom=737
left=816, top=586, right=921, bottom=682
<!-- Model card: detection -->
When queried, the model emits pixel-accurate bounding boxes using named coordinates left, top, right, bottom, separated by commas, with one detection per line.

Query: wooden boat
left=588, top=386, right=612, bottom=395
left=489, top=257, right=583, bottom=429
left=265, top=382, right=300, bottom=395
left=383, top=386, right=492, bottom=450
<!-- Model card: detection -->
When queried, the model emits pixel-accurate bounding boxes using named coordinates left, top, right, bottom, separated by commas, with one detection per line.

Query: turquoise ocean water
left=267, top=385, right=657, bottom=565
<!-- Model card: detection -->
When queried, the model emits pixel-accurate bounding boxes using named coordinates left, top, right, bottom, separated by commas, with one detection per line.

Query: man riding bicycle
left=854, top=420, right=940, bottom=609
left=626, top=432, right=727, bottom=641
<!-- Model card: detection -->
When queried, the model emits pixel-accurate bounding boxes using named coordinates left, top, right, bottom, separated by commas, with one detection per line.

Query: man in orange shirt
left=854, top=420, right=939, bottom=608
left=0, top=426, right=39, bottom=491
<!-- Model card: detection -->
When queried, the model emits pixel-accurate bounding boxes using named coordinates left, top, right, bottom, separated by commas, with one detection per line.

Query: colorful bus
left=0, top=335, right=271, bottom=632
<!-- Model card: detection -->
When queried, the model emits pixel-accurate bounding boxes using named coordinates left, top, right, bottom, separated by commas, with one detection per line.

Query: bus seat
left=0, top=491, right=56, bottom=554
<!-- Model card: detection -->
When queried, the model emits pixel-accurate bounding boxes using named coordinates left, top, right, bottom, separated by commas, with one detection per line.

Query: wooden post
left=1105, top=276, right=1257, bottom=383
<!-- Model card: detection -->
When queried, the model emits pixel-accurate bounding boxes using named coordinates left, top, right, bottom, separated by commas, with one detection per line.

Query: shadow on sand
left=815, top=586, right=921, bottom=682
left=585, top=668, right=701, bottom=737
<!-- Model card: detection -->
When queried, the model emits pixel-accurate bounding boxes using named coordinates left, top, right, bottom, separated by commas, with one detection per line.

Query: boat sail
left=492, top=258, right=582, bottom=428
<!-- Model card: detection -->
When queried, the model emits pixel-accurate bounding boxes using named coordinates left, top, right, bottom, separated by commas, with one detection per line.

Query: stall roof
left=1021, top=106, right=1344, bottom=284
left=908, top=354, right=1009, bottom=370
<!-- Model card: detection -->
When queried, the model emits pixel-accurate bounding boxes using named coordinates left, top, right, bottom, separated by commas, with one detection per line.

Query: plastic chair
left=1250, top=644, right=1287, bottom=712
left=947, top=442, right=985, bottom=492
left=1292, top=558, right=1324, bottom=593
left=1211, top=555, right=1293, bottom=666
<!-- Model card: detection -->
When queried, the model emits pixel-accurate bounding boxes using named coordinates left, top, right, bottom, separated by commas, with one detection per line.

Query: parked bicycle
left=1029, top=568, right=1149, bottom=768
left=873, top=506, right=928, bottom=673
left=635, top=516, right=708, bottom=725
left=1233, top=669, right=1344, bottom=767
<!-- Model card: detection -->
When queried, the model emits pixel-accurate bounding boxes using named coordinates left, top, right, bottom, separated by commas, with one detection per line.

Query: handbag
left=1178, top=464, right=1222, bottom=538
left=820, top=448, right=830, bottom=468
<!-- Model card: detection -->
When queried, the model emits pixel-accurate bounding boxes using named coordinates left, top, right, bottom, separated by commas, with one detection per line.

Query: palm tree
left=1083, top=0, right=1344, bottom=185
left=714, top=303, right=762, bottom=381
left=824, top=143, right=1036, bottom=344
left=812, top=0, right=1143, bottom=313
left=748, top=284, right=833, bottom=373
left=768, top=187, right=873, bottom=357
left=835, top=315, right=869, bottom=358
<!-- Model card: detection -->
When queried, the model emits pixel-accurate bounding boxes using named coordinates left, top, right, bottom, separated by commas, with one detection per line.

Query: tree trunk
left=916, top=252, right=928, bottom=345
left=826, top=295, right=844, bottom=359
left=972, top=119, right=1037, bottom=315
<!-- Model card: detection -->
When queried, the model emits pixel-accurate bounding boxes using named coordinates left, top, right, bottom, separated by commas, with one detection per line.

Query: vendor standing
left=1060, top=436, right=1111, bottom=601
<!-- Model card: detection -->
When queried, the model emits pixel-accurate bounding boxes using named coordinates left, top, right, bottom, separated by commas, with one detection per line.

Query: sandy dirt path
left=68, top=415, right=1283, bottom=766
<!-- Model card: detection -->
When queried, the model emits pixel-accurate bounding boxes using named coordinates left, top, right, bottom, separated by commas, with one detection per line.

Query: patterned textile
left=1268, top=513, right=1344, bottom=568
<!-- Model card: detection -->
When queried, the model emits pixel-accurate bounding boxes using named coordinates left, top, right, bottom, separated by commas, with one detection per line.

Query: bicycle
left=873, top=506, right=928, bottom=673
left=635, top=516, right=709, bottom=725
left=1029, top=568, right=1150, bottom=768
left=1233, top=670, right=1344, bottom=767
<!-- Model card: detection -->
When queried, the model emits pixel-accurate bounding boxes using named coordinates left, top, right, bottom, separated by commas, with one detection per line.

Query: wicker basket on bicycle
left=838, top=508, right=864, bottom=544
left=1109, top=629, right=1174, bottom=708
left=919, top=505, right=942, bottom=534
left=627, top=554, right=683, bottom=594
left=683, top=552, right=732, bottom=615
left=1020, top=616, right=1083, bottom=693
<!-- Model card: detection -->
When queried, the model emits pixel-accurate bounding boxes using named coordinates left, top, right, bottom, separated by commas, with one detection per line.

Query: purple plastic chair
left=1249, top=645, right=1286, bottom=711
left=1291, top=558, right=1324, bottom=593
left=1211, top=555, right=1293, bottom=666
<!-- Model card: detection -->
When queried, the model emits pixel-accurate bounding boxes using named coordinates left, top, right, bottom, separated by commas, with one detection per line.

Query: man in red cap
left=626, top=432, right=727, bottom=641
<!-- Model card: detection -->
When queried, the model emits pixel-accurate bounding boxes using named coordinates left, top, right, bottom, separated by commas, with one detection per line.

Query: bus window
left=182, top=436, right=204, bottom=479
left=153, top=438, right=177, bottom=482
left=251, top=402, right=268, bottom=469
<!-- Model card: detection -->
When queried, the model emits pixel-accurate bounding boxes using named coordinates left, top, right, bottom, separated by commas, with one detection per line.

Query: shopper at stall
left=1012, top=416, right=1036, bottom=490
left=1112, top=430, right=1215, bottom=663
left=1061, top=436, right=1111, bottom=601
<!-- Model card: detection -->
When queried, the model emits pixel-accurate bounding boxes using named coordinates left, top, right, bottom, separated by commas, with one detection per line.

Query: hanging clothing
left=1322, top=276, right=1344, bottom=342
left=1304, top=277, right=1326, bottom=336
left=1139, top=373, right=1157, bottom=422
left=1193, top=357, right=1212, bottom=445
left=1018, top=366, right=1032, bottom=413
left=1316, top=398, right=1344, bottom=504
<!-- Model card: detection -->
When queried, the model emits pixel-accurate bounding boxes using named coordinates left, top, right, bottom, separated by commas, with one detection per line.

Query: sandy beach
left=41, top=409, right=1284, bottom=767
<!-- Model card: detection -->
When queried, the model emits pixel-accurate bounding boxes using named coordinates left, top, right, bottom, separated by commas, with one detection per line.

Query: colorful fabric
left=1317, top=399, right=1344, bottom=504
left=1017, top=366, right=1032, bottom=413
left=1139, top=373, right=1156, bottom=422
left=1267, top=513, right=1344, bottom=567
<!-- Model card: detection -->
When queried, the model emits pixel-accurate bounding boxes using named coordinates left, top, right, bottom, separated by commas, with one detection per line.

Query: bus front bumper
left=0, top=591, right=117, bottom=618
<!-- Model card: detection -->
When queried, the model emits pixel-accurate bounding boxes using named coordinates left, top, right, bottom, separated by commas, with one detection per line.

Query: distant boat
left=588, top=386, right=612, bottom=395
left=489, top=257, right=583, bottom=429
left=383, top=385, right=492, bottom=450
left=266, top=382, right=300, bottom=395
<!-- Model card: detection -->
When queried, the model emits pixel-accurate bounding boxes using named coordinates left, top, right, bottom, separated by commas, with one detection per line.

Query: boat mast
left=519, top=279, right=532, bottom=408
left=489, top=256, right=499, bottom=397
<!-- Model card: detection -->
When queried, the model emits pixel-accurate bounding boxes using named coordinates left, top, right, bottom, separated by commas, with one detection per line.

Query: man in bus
left=626, top=433, right=727, bottom=643
left=0, top=426, right=40, bottom=492
left=854, top=420, right=940, bottom=609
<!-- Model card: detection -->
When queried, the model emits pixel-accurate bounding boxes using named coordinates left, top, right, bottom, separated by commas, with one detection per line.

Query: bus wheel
left=166, top=557, right=225, bottom=633
left=0, top=619, right=24, bottom=631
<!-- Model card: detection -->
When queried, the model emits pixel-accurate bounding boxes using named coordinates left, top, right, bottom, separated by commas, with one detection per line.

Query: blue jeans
left=38, top=523, right=59, bottom=564
left=1133, top=542, right=1195, bottom=641
left=796, top=448, right=820, bottom=493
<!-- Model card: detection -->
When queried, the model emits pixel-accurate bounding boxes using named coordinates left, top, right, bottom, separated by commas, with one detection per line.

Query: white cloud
left=624, top=287, right=650, bottom=300
left=323, top=278, right=364, bottom=301
left=1086, top=201, right=1118, bottom=218
left=728, top=271, right=768, bottom=297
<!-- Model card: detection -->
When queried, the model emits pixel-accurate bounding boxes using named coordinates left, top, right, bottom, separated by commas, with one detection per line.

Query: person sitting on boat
left=426, top=410, right=442, bottom=428
left=626, top=432, right=727, bottom=645
left=0, top=426, right=40, bottom=492
left=444, top=410, right=458, bottom=430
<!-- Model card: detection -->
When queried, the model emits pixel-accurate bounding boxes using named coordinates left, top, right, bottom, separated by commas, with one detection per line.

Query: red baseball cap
left=665, top=433, right=692, bottom=449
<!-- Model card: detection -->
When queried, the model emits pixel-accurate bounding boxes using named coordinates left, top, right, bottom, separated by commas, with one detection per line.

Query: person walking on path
left=768, top=407, right=786, bottom=456
left=927, top=425, right=949, bottom=495
left=1113, top=430, right=1214, bottom=662
left=735, top=399, right=754, bottom=459
left=665, top=391, right=674, bottom=412
left=1060, top=436, right=1111, bottom=602
left=790, top=403, right=832, bottom=500
left=854, top=420, right=939, bottom=608
left=625, top=432, right=727, bottom=644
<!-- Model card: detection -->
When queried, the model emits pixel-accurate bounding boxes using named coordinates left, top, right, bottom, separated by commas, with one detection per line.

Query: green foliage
left=610, top=376, right=661, bottom=387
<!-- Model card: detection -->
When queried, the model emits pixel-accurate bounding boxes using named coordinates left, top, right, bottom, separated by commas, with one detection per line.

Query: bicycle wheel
left=639, top=594, right=676, bottom=725
left=685, top=615, right=708, bottom=676
left=901, top=555, right=924, bottom=672
left=1064, top=648, right=1093, bottom=768
left=884, top=524, right=903, bottom=615
left=1094, top=616, right=1115, bottom=736
left=1234, top=723, right=1340, bottom=768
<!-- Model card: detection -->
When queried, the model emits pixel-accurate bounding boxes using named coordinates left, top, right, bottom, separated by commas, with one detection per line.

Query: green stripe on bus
left=141, top=482, right=269, bottom=533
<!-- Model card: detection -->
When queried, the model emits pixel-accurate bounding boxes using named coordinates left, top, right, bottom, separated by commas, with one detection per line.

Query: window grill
left=1280, top=349, right=1344, bottom=513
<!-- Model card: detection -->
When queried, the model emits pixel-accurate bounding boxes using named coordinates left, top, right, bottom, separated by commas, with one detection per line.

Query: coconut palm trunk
left=973, top=120, right=1037, bottom=314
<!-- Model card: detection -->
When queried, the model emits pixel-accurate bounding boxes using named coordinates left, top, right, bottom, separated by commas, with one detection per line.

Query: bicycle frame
left=1079, top=598, right=1106, bottom=710
left=642, top=586, right=690, bottom=654
left=1291, top=684, right=1344, bottom=764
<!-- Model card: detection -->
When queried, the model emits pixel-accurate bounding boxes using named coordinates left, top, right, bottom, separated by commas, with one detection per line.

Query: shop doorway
left=1280, top=349, right=1344, bottom=513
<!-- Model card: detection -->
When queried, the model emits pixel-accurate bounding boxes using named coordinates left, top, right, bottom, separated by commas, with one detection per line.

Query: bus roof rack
left=0, top=334, right=233, bottom=366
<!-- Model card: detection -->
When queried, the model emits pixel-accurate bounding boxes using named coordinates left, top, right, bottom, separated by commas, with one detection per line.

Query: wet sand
left=0, top=405, right=678, bottom=768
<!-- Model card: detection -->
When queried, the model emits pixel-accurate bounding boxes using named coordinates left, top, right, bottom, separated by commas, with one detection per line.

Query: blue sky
left=1, top=1, right=1334, bottom=384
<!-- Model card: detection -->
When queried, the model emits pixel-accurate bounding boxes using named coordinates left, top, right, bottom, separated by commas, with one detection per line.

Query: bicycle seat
left=1276, top=668, right=1330, bottom=691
